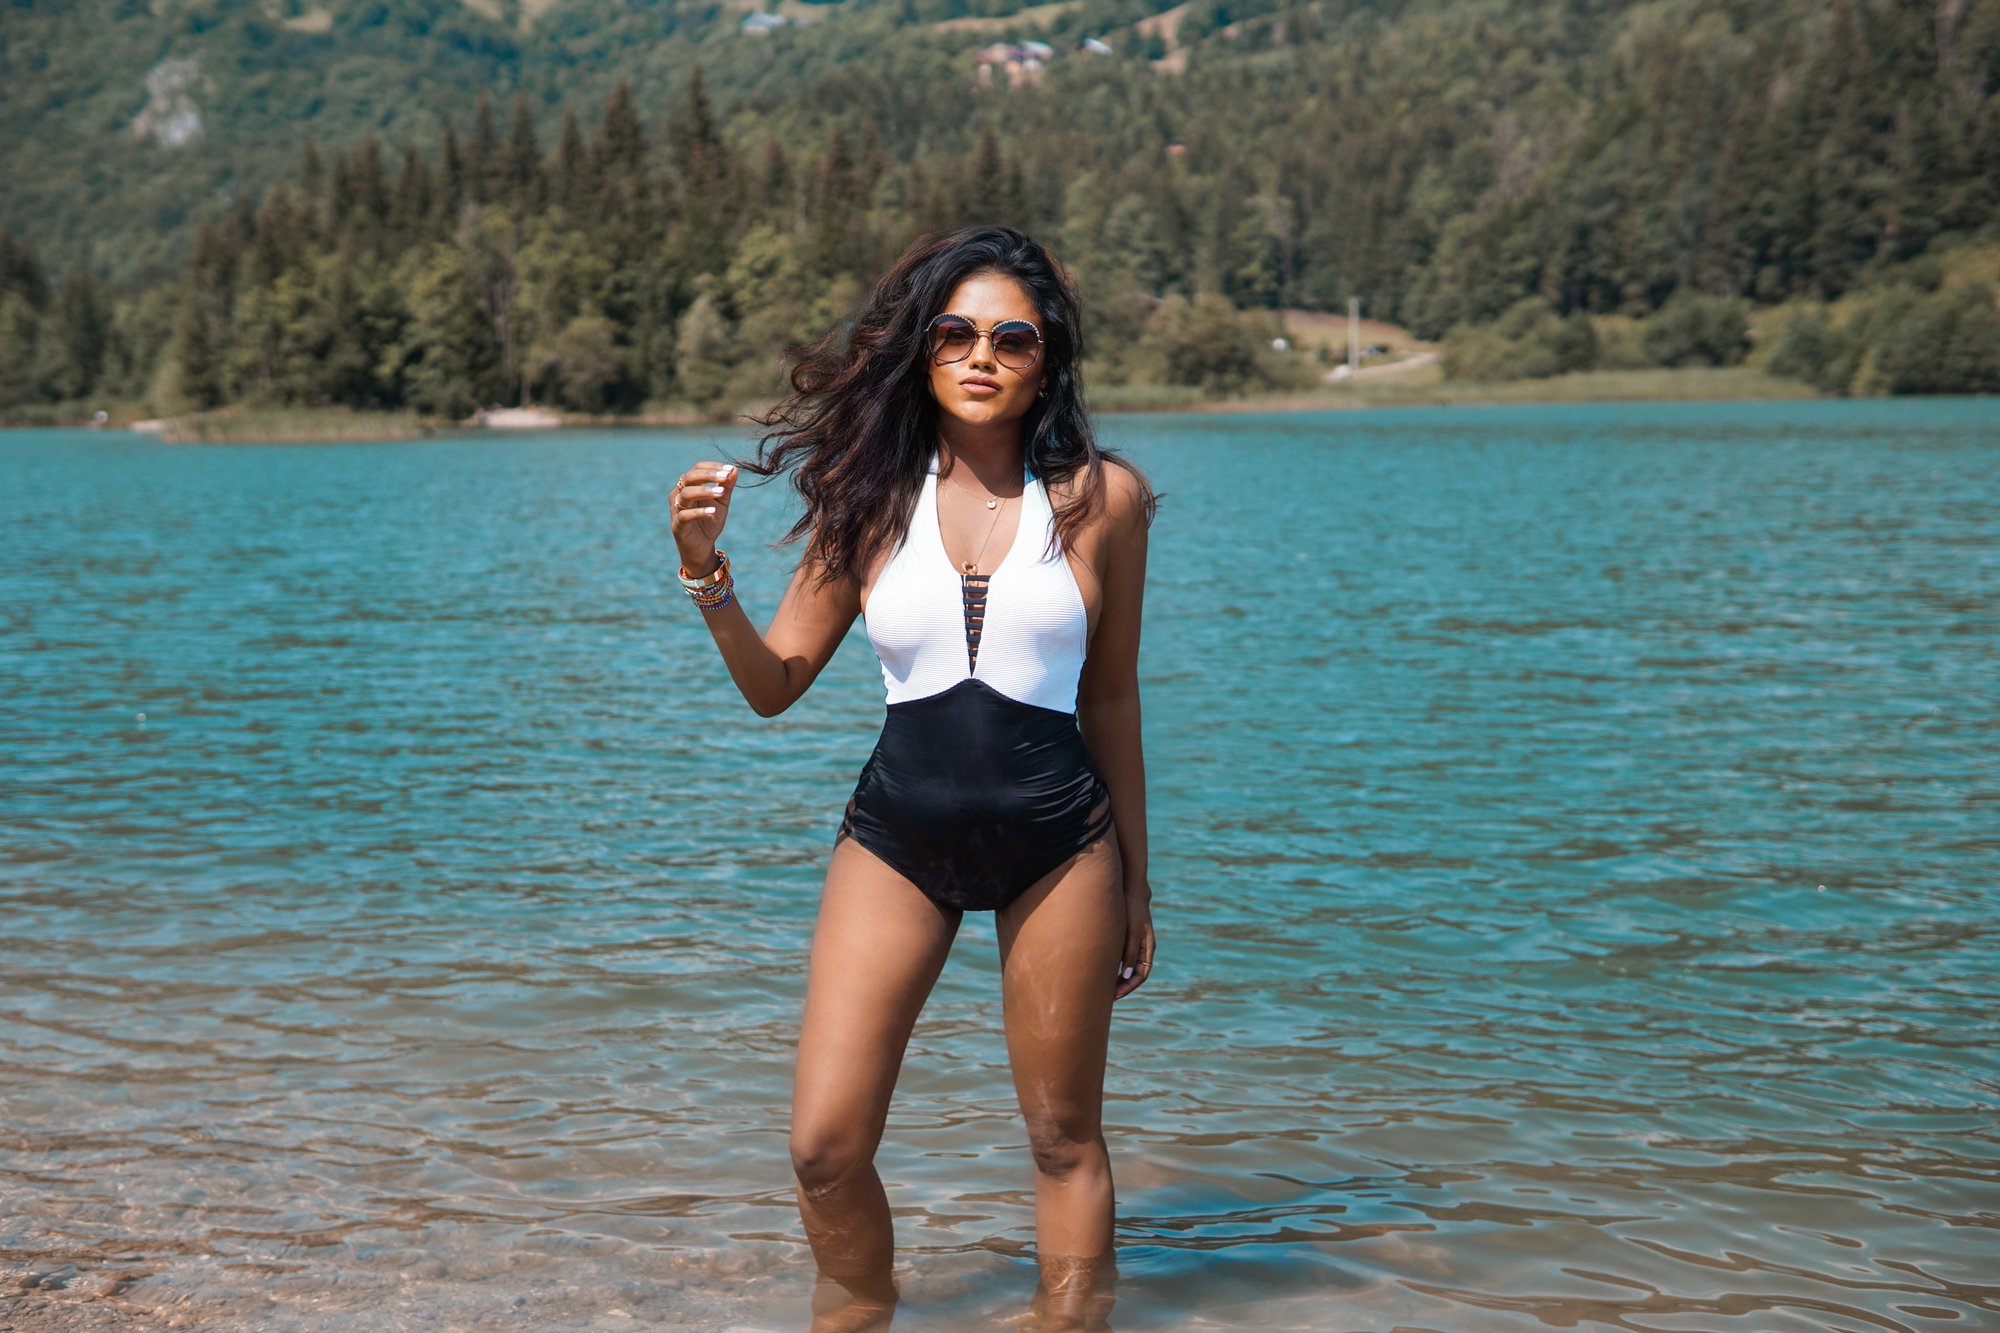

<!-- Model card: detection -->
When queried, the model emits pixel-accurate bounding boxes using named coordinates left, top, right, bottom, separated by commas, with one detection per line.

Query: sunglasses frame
left=925, top=312, right=1046, bottom=371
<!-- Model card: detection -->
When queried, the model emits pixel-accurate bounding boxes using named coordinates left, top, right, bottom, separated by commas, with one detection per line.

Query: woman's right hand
left=671, top=460, right=739, bottom=575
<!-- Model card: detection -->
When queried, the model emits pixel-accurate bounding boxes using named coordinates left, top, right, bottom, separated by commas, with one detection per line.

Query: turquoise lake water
left=2, top=400, right=1997, bottom=1331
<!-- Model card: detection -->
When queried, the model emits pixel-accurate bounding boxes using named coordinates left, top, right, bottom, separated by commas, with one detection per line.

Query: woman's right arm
left=671, top=459, right=860, bottom=718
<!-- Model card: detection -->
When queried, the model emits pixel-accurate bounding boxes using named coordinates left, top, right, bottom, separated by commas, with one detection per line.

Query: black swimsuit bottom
left=836, top=677, right=1116, bottom=913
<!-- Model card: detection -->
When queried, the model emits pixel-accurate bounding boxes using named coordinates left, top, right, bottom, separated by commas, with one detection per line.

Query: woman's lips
left=961, top=382, right=999, bottom=397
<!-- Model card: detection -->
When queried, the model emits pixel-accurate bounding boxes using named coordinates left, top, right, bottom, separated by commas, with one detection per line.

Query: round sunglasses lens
left=930, top=318, right=976, bottom=360
left=993, top=324, right=1041, bottom=368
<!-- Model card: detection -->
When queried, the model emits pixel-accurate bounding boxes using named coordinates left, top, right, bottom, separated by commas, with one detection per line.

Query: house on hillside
left=976, top=40, right=1057, bottom=86
left=741, top=11, right=789, bottom=34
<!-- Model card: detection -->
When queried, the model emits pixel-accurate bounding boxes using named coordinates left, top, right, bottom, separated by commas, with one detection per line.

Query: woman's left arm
left=1077, top=461, right=1153, bottom=1000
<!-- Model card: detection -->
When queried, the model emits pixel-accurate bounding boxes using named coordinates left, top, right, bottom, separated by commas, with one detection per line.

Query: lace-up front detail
left=960, top=571, right=991, bottom=670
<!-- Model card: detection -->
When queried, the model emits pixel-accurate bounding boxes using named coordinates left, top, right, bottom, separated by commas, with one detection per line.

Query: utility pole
left=1347, top=296, right=1361, bottom=386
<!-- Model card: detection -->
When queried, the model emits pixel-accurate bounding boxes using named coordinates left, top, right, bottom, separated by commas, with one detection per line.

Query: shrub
left=1138, top=293, right=1267, bottom=395
left=1869, top=282, right=2000, bottom=395
left=673, top=292, right=734, bottom=410
left=1641, top=290, right=1750, bottom=367
left=1591, top=314, right=1650, bottom=370
left=1551, top=311, right=1599, bottom=373
left=537, top=314, right=621, bottom=412
left=1762, top=304, right=1858, bottom=393
left=1441, top=297, right=1594, bottom=381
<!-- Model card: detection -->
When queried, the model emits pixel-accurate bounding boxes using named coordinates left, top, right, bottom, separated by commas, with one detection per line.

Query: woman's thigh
left=993, top=821, right=1126, bottom=1134
left=792, top=837, right=964, bottom=1157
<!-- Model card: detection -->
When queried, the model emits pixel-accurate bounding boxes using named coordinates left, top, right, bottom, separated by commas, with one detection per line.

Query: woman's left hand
left=1113, top=884, right=1155, bottom=1001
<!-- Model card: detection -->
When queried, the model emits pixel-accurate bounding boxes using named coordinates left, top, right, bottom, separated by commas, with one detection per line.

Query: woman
left=669, top=225, right=1158, bottom=1331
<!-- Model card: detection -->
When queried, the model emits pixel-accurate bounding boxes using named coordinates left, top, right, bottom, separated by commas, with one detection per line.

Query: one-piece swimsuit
left=834, top=448, right=1115, bottom=912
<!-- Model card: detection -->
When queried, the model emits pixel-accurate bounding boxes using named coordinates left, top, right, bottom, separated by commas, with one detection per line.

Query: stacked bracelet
left=678, top=548, right=734, bottom=612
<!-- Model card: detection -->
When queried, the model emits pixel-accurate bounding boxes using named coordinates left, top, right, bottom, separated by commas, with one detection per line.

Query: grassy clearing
left=138, top=406, right=443, bottom=444
left=1405, top=366, right=1820, bottom=404
left=1277, top=308, right=1435, bottom=359
left=1088, top=383, right=1209, bottom=411
left=932, top=0, right=1078, bottom=32
left=1140, top=365, right=1823, bottom=414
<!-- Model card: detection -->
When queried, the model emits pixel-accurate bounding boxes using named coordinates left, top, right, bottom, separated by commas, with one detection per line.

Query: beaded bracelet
left=679, top=548, right=734, bottom=612
left=686, top=579, right=734, bottom=611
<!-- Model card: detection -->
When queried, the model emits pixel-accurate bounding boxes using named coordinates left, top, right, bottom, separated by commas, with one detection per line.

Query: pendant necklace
left=949, top=490, right=1008, bottom=575
left=937, top=447, right=1015, bottom=575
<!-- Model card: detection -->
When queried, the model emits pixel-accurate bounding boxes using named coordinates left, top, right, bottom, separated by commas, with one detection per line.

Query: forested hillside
left=3, top=0, right=1997, bottom=419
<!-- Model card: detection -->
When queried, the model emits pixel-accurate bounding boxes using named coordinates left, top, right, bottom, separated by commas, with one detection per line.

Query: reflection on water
left=2, top=401, right=1997, bottom=1331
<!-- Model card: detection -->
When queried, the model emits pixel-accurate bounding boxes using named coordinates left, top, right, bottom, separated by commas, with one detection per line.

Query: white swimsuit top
left=863, top=450, right=1090, bottom=713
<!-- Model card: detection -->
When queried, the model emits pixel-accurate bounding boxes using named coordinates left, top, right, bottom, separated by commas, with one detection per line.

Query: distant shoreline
left=3, top=368, right=1830, bottom=443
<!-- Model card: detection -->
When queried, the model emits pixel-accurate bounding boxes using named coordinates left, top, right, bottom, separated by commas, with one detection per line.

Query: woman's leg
left=994, top=806, right=1126, bottom=1311
left=792, top=836, right=963, bottom=1294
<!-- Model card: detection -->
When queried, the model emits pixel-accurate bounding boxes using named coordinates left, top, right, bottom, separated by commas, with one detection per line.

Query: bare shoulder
left=1098, top=456, right=1152, bottom=534
left=1049, top=454, right=1152, bottom=532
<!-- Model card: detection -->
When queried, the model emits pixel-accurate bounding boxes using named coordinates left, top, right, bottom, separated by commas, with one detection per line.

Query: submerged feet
left=809, top=1266, right=899, bottom=1333
left=1021, top=1250, right=1118, bottom=1332
left=805, top=1252, right=1115, bottom=1332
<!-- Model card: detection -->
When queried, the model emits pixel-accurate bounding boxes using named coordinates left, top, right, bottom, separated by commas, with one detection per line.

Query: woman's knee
left=1023, top=1108, right=1105, bottom=1180
left=790, top=1124, right=878, bottom=1193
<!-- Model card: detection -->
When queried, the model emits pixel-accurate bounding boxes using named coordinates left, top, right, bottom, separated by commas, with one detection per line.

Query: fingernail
left=711, top=484, right=725, bottom=495
left=1121, top=965, right=1133, bottom=979
left=720, top=464, right=735, bottom=477
left=703, top=506, right=717, bottom=514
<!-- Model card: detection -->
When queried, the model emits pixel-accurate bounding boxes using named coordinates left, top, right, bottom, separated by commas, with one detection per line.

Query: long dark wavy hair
left=738, top=224, right=1158, bottom=587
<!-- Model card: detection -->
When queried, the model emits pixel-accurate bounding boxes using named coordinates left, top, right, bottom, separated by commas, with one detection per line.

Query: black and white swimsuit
left=834, top=449, right=1115, bottom=912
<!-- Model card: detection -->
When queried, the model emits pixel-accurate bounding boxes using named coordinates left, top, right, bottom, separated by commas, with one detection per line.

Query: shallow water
left=3, top=400, right=1997, bottom=1331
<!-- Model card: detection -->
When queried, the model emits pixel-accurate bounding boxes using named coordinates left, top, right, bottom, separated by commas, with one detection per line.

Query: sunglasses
left=925, top=313, right=1044, bottom=371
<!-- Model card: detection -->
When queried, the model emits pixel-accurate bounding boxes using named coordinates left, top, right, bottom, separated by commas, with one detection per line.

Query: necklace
left=948, top=489, right=1009, bottom=575
left=938, top=467, right=1006, bottom=509
left=936, top=446, right=1022, bottom=575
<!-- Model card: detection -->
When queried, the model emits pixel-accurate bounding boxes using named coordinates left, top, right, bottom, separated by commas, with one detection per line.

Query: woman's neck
left=936, top=422, right=1025, bottom=492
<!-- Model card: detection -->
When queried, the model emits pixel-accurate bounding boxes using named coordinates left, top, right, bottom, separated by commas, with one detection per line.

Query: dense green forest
left=3, top=0, right=1997, bottom=420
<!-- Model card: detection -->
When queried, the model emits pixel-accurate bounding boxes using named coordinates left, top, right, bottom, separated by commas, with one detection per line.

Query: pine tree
left=670, top=66, right=724, bottom=194
left=248, top=184, right=304, bottom=287
left=0, top=231, right=50, bottom=311
left=593, top=81, right=648, bottom=183
left=440, top=123, right=468, bottom=222
left=809, top=127, right=859, bottom=278
left=964, top=128, right=1006, bottom=222
left=344, top=136, right=391, bottom=255
left=392, top=146, right=436, bottom=245
left=755, top=136, right=793, bottom=223
left=553, top=110, right=593, bottom=215
left=505, top=93, right=545, bottom=214
left=0, top=293, right=43, bottom=406
left=297, top=140, right=326, bottom=244
left=172, top=221, right=235, bottom=409
left=1808, top=2, right=1884, bottom=295
left=469, top=92, right=501, bottom=205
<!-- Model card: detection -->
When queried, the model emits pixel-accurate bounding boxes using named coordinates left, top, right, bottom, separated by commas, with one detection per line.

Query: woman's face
left=925, top=272, right=1047, bottom=429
